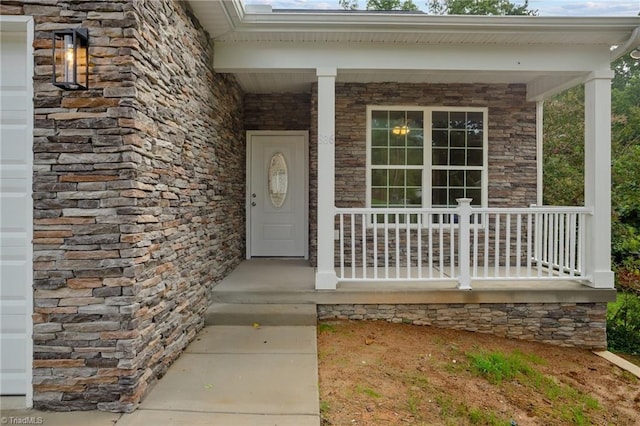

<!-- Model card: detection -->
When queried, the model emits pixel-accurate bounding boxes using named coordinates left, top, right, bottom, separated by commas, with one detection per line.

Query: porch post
left=456, top=198, right=472, bottom=290
left=315, top=67, right=338, bottom=290
left=536, top=101, right=544, bottom=206
left=583, top=70, right=615, bottom=288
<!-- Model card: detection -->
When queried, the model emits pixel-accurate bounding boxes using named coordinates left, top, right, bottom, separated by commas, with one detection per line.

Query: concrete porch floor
left=211, top=258, right=616, bottom=305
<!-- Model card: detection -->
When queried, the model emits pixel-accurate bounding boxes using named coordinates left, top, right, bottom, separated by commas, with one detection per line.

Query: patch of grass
left=468, top=350, right=601, bottom=425
left=436, top=393, right=512, bottom=426
left=318, top=323, right=337, bottom=333
left=560, top=404, right=591, bottom=426
left=405, top=373, right=430, bottom=390
left=436, top=394, right=467, bottom=419
left=320, top=400, right=330, bottom=414
left=356, top=385, right=381, bottom=398
left=468, top=350, right=535, bottom=384
left=621, top=369, right=639, bottom=383
left=406, top=393, right=421, bottom=418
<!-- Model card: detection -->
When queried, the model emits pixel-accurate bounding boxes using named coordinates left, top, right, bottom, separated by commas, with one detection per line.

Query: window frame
left=366, top=105, right=489, bottom=221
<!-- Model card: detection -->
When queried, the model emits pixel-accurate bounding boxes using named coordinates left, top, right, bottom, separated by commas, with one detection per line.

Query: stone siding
left=318, top=303, right=607, bottom=350
left=6, top=0, right=244, bottom=412
left=244, top=93, right=311, bottom=131
left=310, top=83, right=537, bottom=266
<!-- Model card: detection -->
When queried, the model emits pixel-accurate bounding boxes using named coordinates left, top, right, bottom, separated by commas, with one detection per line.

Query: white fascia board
left=237, top=13, right=639, bottom=33
left=214, top=42, right=610, bottom=74
left=230, top=14, right=640, bottom=46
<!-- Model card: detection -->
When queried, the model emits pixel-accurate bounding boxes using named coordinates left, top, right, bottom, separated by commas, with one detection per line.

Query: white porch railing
left=334, top=200, right=592, bottom=288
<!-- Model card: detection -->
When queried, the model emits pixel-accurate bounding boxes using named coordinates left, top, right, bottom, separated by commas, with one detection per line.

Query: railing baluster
left=542, top=213, right=548, bottom=273
left=439, top=213, right=444, bottom=278
left=568, top=213, right=576, bottom=277
left=428, top=213, right=433, bottom=279
left=406, top=213, right=411, bottom=279
left=362, top=213, right=367, bottom=279
left=538, top=212, right=545, bottom=278
left=578, top=212, right=585, bottom=276
left=526, top=212, right=532, bottom=277
left=395, top=213, right=400, bottom=279
left=339, top=213, right=344, bottom=280
left=384, top=213, right=389, bottom=279
left=560, top=213, right=565, bottom=272
left=516, top=214, right=521, bottom=278
left=417, top=213, right=423, bottom=279
left=373, top=212, right=378, bottom=279
left=565, top=213, right=571, bottom=273
left=450, top=212, right=455, bottom=278
left=350, top=213, right=356, bottom=279
left=505, top=213, right=511, bottom=278
left=473, top=213, right=478, bottom=278
left=495, top=213, right=500, bottom=278
left=548, top=213, right=555, bottom=277
left=484, top=212, right=489, bottom=278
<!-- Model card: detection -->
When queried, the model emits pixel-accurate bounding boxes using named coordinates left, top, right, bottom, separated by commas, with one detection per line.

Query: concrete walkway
left=1, top=323, right=320, bottom=426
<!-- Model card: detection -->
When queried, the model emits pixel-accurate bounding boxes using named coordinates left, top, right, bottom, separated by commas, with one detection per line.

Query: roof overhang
left=188, top=1, right=640, bottom=99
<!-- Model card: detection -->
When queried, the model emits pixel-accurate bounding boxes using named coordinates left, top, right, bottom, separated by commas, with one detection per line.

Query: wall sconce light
left=52, top=29, right=89, bottom=90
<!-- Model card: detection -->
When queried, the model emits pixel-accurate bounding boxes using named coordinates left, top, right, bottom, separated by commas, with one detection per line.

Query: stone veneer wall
left=310, top=83, right=537, bottom=265
left=244, top=93, right=311, bottom=131
left=317, top=303, right=607, bottom=350
left=4, top=0, right=244, bottom=412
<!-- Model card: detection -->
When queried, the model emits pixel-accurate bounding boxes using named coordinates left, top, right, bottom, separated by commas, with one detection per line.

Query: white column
left=315, top=67, right=338, bottom=290
left=583, top=70, right=615, bottom=288
left=536, top=100, right=544, bottom=206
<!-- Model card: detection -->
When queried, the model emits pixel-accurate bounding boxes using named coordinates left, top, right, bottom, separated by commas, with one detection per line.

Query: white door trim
left=246, top=130, right=309, bottom=259
left=0, top=14, right=34, bottom=408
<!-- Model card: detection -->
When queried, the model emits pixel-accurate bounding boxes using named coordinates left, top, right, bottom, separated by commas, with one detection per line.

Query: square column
left=315, top=68, right=338, bottom=290
left=584, top=70, right=615, bottom=288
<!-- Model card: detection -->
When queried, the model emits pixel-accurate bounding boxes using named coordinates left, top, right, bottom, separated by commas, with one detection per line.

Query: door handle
left=251, top=202, right=256, bottom=207
left=252, top=193, right=256, bottom=198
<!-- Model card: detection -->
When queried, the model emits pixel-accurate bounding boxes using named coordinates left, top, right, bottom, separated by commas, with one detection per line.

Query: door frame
left=245, top=130, right=309, bottom=259
left=0, top=14, right=34, bottom=407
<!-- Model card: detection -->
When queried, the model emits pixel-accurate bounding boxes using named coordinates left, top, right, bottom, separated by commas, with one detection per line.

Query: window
left=368, top=106, right=487, bottom=217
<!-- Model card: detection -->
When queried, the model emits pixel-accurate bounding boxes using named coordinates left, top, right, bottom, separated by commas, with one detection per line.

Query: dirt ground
left=318, top=320, right=640, bottom=426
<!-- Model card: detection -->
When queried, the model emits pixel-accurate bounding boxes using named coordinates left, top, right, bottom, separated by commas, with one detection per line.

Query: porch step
left=205, top=303, right=317, bottom=326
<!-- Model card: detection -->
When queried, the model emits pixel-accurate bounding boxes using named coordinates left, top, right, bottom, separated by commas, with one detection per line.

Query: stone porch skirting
left=317, top=302, right=607, bottom=350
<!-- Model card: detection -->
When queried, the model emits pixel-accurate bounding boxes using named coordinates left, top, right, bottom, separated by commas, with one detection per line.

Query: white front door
left=248, top=132, right=307, bottom=257
left=1, top=22, right=33, bottom=396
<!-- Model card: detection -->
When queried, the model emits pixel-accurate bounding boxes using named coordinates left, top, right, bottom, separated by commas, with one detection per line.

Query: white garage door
left=1, top=23, right=33, bottom=396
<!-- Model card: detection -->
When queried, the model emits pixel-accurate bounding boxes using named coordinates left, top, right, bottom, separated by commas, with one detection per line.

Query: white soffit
left=188, top=0, right=244, bottom=39
left=188, top=2, right=640, bottom=94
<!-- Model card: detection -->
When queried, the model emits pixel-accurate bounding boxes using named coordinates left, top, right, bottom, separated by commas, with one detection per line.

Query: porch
left=210, top=258, right=614, bottom=349
left=210, top=259, right=615, bottom=306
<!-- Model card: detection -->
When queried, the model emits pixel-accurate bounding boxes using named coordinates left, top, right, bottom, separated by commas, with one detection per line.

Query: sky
left=247, top=0, right=640, bottom=16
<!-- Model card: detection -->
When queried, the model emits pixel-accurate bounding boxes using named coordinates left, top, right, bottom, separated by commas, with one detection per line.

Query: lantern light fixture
left=52, top=28, right=89, bottom=90
left=392, top=120, right=411, bottom=136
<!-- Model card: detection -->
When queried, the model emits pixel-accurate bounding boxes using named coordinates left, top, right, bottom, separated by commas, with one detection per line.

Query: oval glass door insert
left=268, top=152, right=288, bottom=208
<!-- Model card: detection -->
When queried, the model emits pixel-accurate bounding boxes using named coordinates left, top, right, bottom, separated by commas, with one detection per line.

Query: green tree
left=544, top=50, right=640, bottom=274
left=339, top=0, right=419, bottom=10
left=338, top=0, right=359, bottom=9
left=542, top=86, right=585, bottom=206
left=427, top=0, right=536, bottom=15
